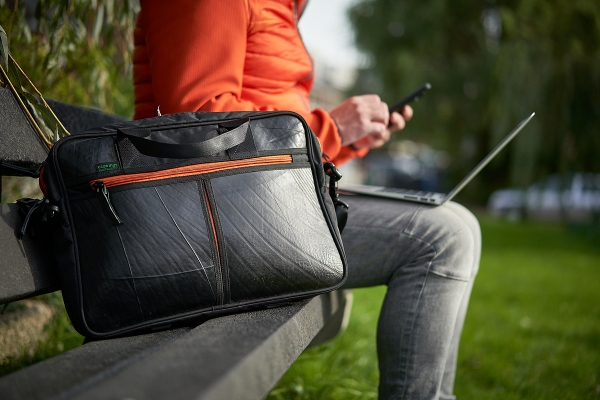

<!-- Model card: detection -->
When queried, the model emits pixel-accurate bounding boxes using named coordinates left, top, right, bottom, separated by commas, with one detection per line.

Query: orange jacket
left=133, top=0, right=366, bottom=165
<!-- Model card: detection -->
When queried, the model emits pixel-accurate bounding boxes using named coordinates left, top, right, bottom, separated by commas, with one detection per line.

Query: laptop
left=338, top=112, right=535, bottom=206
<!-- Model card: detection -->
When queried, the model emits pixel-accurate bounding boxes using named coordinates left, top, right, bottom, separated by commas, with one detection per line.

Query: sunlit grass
left=268, top=286, right=385, bottom=400
left=456, top=218, right=600, bottom=399
left=268, top=216, right=600, bottom=399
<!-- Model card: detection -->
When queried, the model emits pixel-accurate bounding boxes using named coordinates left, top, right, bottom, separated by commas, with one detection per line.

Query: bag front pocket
left=70, top=154, right=296, bottom=333
left=209, top=168, right=345, bottom=304
left=70, top=181, right=220, bottom=334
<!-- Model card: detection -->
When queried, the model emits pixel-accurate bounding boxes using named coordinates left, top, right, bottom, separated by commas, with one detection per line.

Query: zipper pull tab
left=93, top=182, right=123, bottom=225
left=323, top=162, right=349, bottom=232
left=323, top=161, right=343, bottom=199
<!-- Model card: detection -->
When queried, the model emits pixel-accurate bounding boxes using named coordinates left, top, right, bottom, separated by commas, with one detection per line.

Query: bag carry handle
left=117, top=119, right=250, bottom=159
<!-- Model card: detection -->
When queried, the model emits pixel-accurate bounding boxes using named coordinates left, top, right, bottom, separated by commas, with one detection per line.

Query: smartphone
left=389, top=82, right=431, bottom=115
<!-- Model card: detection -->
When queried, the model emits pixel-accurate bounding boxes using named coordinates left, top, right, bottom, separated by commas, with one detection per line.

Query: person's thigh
left=340, top=195, right=480, bottom=289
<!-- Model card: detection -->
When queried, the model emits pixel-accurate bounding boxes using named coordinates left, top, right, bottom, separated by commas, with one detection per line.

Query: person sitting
left=133, top=1, right=481, bottom=399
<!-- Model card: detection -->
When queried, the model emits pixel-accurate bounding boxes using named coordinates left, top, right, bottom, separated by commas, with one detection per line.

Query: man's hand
left=330, top=95, right=413, bottom=150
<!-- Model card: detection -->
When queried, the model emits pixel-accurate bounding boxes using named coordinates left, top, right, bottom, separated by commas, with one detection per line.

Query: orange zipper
left=90, top=155, right=292, bottom=189
left=202, top=184, right=219, bottom=257
left=201, top=181, right=223, bottom=304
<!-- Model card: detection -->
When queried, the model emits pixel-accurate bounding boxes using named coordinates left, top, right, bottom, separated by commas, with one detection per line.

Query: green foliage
left=268, top=217, right=600, bottom=399
left=348, top=0, right=600, bottom=204
left=0, top=0, right=139, bottom=117
left=0, top=0, right=134, bottom=376
left=0, top=292, right=84, bottom=376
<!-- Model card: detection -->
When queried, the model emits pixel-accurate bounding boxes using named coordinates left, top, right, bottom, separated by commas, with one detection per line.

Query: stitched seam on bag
left=51, top=145, right=88, bottom=334
left=230, top=124, right=259, bottom=161
left=229, top=126, right=243, bottom=159
left=115, top=226, right=145, bottom=322
left=205, top=180, right=230, bottom=305
left=199, top=180, right=224, bottom=306
left=154, top=187, right=217, bottom=302
left=100, top=269, right=213, bottom=279
left=114, top=136, right=124, bottom=170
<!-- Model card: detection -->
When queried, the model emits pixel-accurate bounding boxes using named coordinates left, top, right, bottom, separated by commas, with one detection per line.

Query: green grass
left=267, top=287, right=386, bottom=400
left=0, top=293, right=84, bottom=376
left=267, top=216, right=600, bottom=399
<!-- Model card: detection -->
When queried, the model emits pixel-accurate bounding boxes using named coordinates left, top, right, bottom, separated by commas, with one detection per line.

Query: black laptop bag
left=39, top=111, right=347, bottom=338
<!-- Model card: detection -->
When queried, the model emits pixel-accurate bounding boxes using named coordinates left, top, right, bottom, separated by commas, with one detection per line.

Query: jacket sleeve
left=303, top=108, right=366, bottom=164
left=139, top=0, right=366, bottom=165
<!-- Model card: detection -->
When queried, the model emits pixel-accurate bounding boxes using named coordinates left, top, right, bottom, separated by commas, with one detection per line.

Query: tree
left=348, top=0, right=600, bottom=204
left=1, top=0, right=138, bottom=201
left=1, top=0, right=139, bottom=116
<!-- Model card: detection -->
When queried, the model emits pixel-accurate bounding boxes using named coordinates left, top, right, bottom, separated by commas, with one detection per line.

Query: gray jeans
left=340, top=195, right=481, bottom=400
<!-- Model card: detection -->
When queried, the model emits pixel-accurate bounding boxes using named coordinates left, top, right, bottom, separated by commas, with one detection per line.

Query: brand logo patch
left=96, top=162, right=119, bottom=172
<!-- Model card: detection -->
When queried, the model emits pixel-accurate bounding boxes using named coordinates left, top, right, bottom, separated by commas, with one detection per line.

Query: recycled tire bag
left=41, top=111, right=347, bottom=338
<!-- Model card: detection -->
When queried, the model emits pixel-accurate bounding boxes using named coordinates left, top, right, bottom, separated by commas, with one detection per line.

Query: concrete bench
left=0, top=98, right=352, bottom=399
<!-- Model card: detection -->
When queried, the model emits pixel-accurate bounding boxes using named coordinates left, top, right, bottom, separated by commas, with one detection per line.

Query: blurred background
left=300, top=0, right=600, bottom=222
left=1, top=1, right=600, bottom=398
left=3, top=0, right=600, bottom=218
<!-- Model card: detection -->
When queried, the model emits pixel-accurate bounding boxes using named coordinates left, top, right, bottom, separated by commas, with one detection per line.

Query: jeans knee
left=429, top=228, right=474, bottom=281
left=447, top=202, right=481, bottom=278
left=409, top=203, right=480, bottom=281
